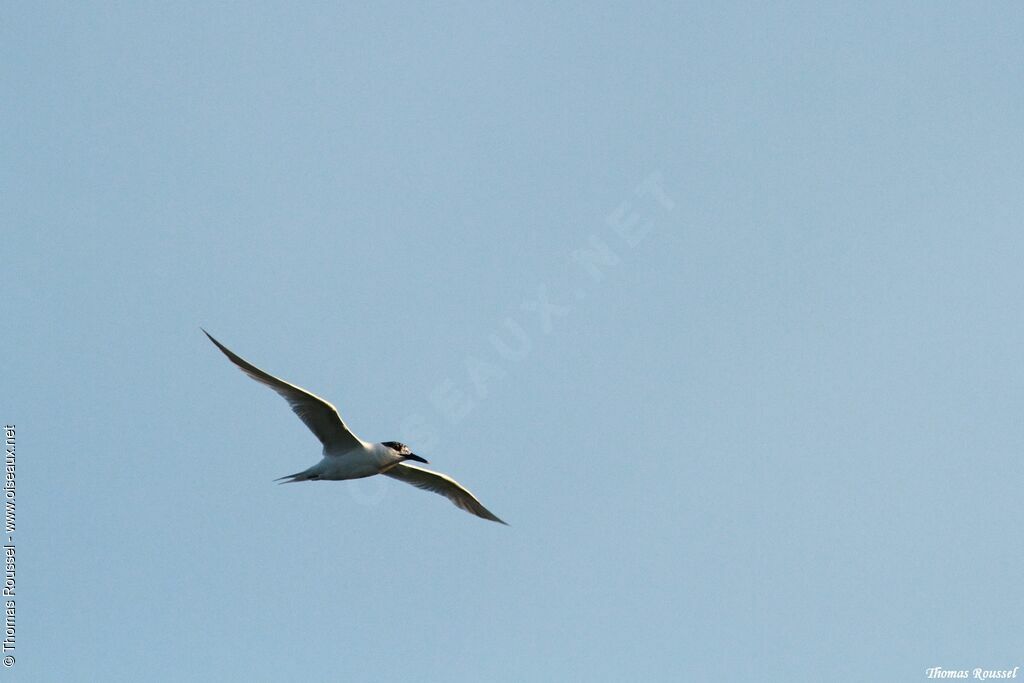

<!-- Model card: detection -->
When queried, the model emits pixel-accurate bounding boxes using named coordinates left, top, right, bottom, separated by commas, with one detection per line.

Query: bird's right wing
left=203, top=330, right=364, bottom=452
left=383, top=463, right=507, bottom=524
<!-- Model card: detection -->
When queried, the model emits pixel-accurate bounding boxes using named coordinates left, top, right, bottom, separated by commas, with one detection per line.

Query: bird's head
left=381, top=441, right=428, bottom=464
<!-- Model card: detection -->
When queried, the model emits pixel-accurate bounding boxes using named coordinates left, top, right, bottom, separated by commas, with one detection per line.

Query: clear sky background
left=4, top=3, right=1024, bottom=681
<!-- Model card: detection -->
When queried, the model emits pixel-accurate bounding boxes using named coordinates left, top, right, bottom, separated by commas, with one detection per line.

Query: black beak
left=406, top=453, right=429, bottom=464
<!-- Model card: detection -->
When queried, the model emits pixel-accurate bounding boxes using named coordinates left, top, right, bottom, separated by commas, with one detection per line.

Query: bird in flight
left=203, top=330, right=506, bottom=524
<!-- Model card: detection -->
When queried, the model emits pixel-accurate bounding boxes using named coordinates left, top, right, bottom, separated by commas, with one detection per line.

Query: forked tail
left=274, top=470, right=319, bottom=484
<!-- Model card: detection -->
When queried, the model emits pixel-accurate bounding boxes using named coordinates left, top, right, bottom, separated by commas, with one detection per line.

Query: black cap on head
left=382, top=441, right=428, bottom=464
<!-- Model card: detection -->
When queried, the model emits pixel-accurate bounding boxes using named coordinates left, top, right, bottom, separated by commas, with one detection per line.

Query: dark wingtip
left=483, top=510, right=509, bottom=525
left=202, top=329, right=231, bottom=356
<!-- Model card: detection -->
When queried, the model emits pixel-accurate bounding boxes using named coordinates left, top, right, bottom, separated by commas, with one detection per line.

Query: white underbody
left=304, top=441, right=404, bottom=480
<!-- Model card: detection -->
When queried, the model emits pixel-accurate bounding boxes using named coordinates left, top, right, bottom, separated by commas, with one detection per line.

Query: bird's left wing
left=203, top=330, right=364, bottom=452
left=383, top=463, right=507, bottom=524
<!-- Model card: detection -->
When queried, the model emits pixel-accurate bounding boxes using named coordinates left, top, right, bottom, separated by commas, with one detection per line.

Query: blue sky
left=4, top=3, right=1024, bottom=681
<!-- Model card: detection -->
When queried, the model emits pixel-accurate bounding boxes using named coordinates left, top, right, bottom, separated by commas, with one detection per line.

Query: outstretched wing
left=383, top=462, right=507, bottom=524
left=203, top=329, right=364, bottom=452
